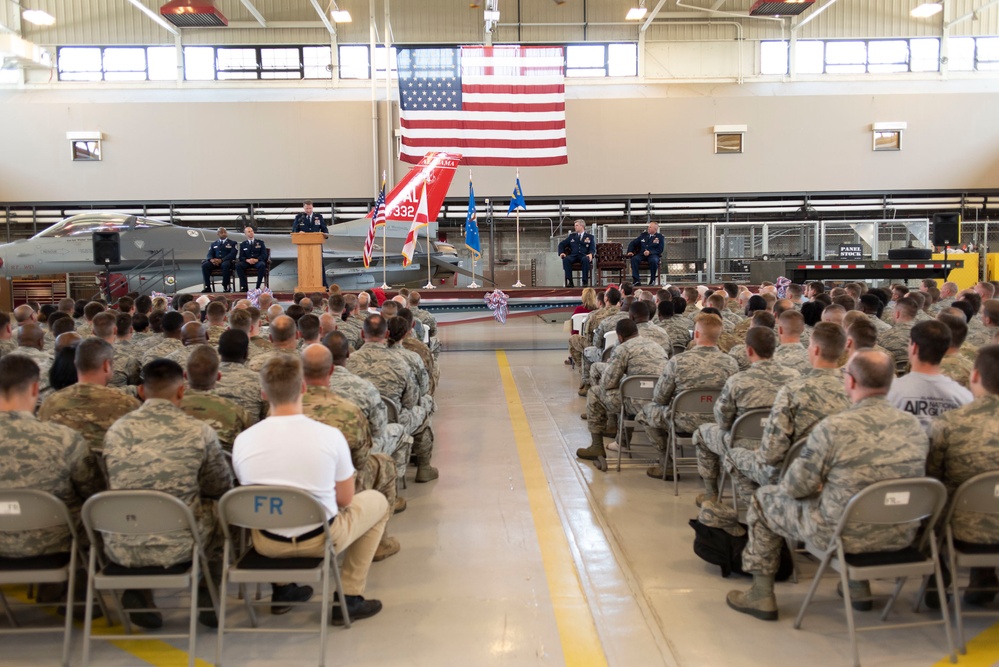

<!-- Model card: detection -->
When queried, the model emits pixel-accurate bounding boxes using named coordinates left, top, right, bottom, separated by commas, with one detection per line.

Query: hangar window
left=979, top=37, right=999, bottom=71
left=565, top=43, right=637, bottom=77
left=58, top=47, right=103, bottom=81
left=337, top=45, right=398, bottom=79
left=304, top=46, right=333, bottom=79
left=910, top=39, right=940, bottom=72
left=147, top=47, right=178, bottom=80
left=946, top=37, right=974, bottom=71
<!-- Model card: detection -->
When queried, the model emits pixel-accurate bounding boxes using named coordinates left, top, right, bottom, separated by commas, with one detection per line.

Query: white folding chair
left=216, top=486, right=350, bottom=667
left=716, top=407, right=771, bottom=513
left=81, top=490, right=220, bottom=667
left=382, top=395, right=410, bottom=490
left=793, top=478, right=956, bottom=667
left=943, top=470, right=999, bottom=653
left=0, top=489, right=97, bottom=667
left=595, top=375, right=659, bottom=474
left=570, top=312, right=589, bottom=335
left=667, top=388, right=722, bottom=496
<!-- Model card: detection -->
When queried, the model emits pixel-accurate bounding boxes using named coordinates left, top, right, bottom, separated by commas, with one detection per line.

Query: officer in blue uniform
left=557, top=219, right=595, bottom=287
left=201, top=227, right=238, bottom=292
left=627, top=222, right=665, bottom=285
left=236, top=225, right=268, bottom=292
left=291, top=200, right=329, bottom=287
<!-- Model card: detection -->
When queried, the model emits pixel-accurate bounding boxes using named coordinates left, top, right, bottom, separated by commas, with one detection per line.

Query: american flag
left=397, top=46, right=567, bottom=167
left=362, top=177, right=386, bottom=268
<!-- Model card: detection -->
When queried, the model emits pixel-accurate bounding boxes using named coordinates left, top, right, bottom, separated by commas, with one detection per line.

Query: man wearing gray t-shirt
left=887, top=320, right=973, bottom=434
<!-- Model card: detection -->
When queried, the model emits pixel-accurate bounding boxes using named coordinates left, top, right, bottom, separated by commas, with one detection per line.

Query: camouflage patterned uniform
left=141, top=338, right=185, bottom=365
left=340, top=314, right=367, bottom=350
left=878, top=321, right=914, bottom=367
left=637, top=346, right=739, bottom=453
left=164, top=345, right=197, bottom=367
left=411, top=305, right=438, bottom=338
left=247, top=348, right=297, bottom=373
left=102, top=399, right=232, bottom=568
left=390, top=343, right=432, bottom=399
left=728, top=344, right=751, bottom=372
left=569, top=305, right=615, bottom=367
left=869, top=314, right=892, bottom=333
left=0, top=412, right=102, bottom=558
left=939, top=353, right=974, bottom=389
left=76, top=322, right=93, bottom=338
left=207, top=325, right=227, bottom=346
left=928, top=394, right=999, bottom=543
left=741, top=396, right=928, bottom=576
left=772, top=342, right=811, bottom=373
left=966, top=324, right=998, bottom=350
left=929, top=296, right=956, bottom=315
left=587, top=336, right=668, bottom=435
left=582, top=311, right=629, bottom=386
left=247, top=335, right=273, bottom=359
left=637, top=321, right=672, bottom=354
left=728, top=368, right=851, bottom=494
left=301, top=385, right=396, bottom=506
left=660, top=317, right=692, bottom=349
left=111, top=340, right=142, bottom=387
left=180, top=389, right=249, bottom=453
left=0, top=338, right=18, bottom=358
left=130, top=333, right=162, bottom=357
left=213, top=361, right=268, bottom=425
left=401, top=335, right=439, bottom=395
left=329, top=366, right=412, bottom=481
left=38, top=383, right=140, bottom=453
left=693, top=360, right=800, bottom=489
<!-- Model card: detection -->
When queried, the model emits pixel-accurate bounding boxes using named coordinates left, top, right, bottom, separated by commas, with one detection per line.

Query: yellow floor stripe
left=3, top=585, right=212, bottom=666
left=496, top=350, right=608, bottom=667
left=932, top=620, right=999, bottom=666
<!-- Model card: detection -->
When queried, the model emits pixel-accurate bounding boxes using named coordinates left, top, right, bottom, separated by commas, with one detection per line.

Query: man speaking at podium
left=292, top=200, right=329, bottom=288
left=627, top=221, right=665, bottom=286
left=558, top=220, right=594, bottom=288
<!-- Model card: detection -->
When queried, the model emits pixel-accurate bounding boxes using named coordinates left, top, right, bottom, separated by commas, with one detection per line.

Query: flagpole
left=468, top=255, right=479, bottom=289
left=380, top=173, right=389, bottom=289
left=467, top=170, right=479, bottom=289
left=423, top=222, right=435, bottom=289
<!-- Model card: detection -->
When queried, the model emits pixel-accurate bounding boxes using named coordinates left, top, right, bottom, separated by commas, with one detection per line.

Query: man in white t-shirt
left=888, top=319, right=973, bottom=434
left=232, top=355, right=390, bottom=624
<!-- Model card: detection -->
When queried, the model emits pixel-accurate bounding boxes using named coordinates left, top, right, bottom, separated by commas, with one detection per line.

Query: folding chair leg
left=62, top=554, right=77, bottom=667
left=881, top=577, right=907, bottom=621
left=914, top=574, right=929, bottom=613
left=188, top=558, right=200, bottom=667
left=241, top=584, right=259, bottom=628
left=671, top=433, right=679, bottom=496
left=110, top=589, right=134, bottom=635
left=216, top=567, right=229, bottom=667
left=785, top=538, right=799, bottom=584
left=950, top=546, right=966, bottom=653
left=930, top=539, right=958, bottom=663
left=794, top=552, right=833, bottom=630
left=82, top=550, right=97, bottom=667
left=330, top=554, right=350, bottom=630
left=837, top=565, right=861, bottom=667
left=0, top=589, right=18, bottom=628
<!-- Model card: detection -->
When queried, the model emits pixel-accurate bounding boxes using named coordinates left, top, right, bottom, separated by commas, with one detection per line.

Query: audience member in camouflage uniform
left=633, top=301, right=672, bottom=353
left=728, top=322, right=851, bottom=503
left=111, top=313, right=142, bottom=387
left=965, top=299, right=999, bottom=349
left=164, top=321, right=209, bottom=367
left=12, top=323, right=53, bottom=388
left=248, top=315, right=300, bottom=372
left=0, top=355, right=102, bottom=558
left=937, top=311, right=975, bottom=388
left=348, top=314, right=437, bottom=482
left=386, top=316, right=433, bottom=400
left=214, top=329, right=268, bottom=425
left=927, top=345, right=999, bottom=602
left=0, top=312, right=17, bottom=358
left=408, top=291, right=441, bottom=358
left=103, top=359, right=232, bottom=627
left=180, top=345, right=248, bottom=452
left=204, top=301, right=228, bottom=345
left=878, top=296, right=919, bottom=367
left=728, top=312, right=776, bottom=372
left=638, top=313, right=740, bottom=479
left=694, top=328, right=800, bottom=504
left=657, top=299, right=692, bottom=350
left=727, top=349, right=928, bottom=621
left=569, top=287, right=620, bottom=377
left=772, top=310, right=811, bottom=373
left=141, top=311, right=186, bottom=364
left=38, top=338, right=140, bottom=453
left=339, top=296, right=367, bottom=350
left=397, top=308, right=439, bottom=395
left=581, top=300, right=630, bottom=395
left=301, top=344, right=401, bottom=559
left=323, top=331, right=413, bottom=484
left=577, top=319, right=668, bottom=461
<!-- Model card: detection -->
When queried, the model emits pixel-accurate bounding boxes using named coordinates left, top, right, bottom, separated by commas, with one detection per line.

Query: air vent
left=749, top=0, right=814, bottom=16
left=160, top=0, right=228, bottom=27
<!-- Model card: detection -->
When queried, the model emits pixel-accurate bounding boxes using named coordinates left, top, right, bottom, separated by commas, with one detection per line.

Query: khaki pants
left=252, top=490, right=390, bottom=596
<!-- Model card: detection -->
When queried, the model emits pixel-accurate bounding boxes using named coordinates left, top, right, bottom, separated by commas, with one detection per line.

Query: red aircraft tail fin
left=370, top=152, right=462, bottom=223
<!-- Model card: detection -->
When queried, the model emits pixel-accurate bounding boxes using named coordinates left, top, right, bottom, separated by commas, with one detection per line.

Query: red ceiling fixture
left=749, top=0, right=814, bottom=16
left=160, top=0, right=228, bottom=27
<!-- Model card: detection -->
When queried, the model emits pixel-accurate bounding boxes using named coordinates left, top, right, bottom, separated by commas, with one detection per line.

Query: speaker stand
left=103, top=260, right=112, bottom=303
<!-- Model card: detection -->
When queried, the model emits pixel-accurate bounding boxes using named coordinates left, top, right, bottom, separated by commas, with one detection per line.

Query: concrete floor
left=3, top=315, right=995, bottom=666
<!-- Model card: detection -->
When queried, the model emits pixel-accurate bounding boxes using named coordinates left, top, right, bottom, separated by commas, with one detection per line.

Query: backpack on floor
left=689, top=518, right=794, bottom=581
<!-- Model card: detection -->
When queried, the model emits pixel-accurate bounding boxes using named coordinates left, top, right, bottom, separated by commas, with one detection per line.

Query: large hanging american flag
left=362, top=176, right=386, bottom=268
left=397, top=46, right=567, bottom=167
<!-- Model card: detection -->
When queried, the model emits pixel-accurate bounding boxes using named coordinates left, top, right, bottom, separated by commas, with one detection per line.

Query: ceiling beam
left=308, top=0, right=336, bottom=35
left=641, top=0, right=670, bottom=31
left=123, top=0, right=180, bottom=36
left=238, top=0, right=267, bottom=27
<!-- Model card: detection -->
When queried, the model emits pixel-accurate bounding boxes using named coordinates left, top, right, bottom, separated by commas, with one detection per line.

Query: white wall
left=3, top=80, right=999, bottom=204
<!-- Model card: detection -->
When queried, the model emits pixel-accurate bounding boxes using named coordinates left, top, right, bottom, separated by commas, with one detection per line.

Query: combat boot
left=577, top=383, right=589, bottom=397
left=576, top=432, right=606, bottom=461
left=837, top=579, right=874, bottom=611
left=695, top=482, right=719, bottom=508
left=373, top=536, right=400, bottom=562
left=415, top=465, right=439, bottom=483
left=726, top=574, right=778, bottom=621
left=645, top=465, right=675, bottom=480
left=965, top=568, right=999, bottom=606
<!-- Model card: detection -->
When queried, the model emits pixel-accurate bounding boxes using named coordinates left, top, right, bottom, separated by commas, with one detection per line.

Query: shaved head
left=17, top=323, right=45, bottom=349
left=301, top=343, right=334, bottom=382
left=181, top=321, right=208, bottom=346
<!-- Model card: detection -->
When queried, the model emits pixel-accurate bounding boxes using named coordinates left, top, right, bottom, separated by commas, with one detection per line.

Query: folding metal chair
left=594, top=374, right=659, bottom=474
left=0, top=489, right=99, bottom=667
left=81, top=490, right=220, bottom=667
left=216, top=486, right=351, bottom=667
left=943, top=470, right=999, bottom=653
left=667, top=388, right=722, bottom=496
left=716, top=407, right=771, bottom=513
left=793, top=478, right=956, bottom=667
left=382, top=395, right=410, bottom=490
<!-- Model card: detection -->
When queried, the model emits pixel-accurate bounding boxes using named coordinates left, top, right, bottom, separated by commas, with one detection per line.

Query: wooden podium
left=292, top=232, right=327, bottom=293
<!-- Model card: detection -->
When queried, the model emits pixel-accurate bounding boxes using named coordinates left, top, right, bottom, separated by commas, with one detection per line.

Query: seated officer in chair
left=236, top=226, right=268, bottom=293
left=627, top=222, right=665, bottom=286
left=201, top=227, right=238, bottom=293
left=557, top=219, right=594, bottom=288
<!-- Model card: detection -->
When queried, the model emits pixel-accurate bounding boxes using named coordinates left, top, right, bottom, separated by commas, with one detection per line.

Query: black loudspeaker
left=932, top=213, right=961, bottom=247
left=92, top=231, right=121, bottom=266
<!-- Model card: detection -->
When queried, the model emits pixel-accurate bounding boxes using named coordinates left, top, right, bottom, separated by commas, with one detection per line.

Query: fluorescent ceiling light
left=910, top=2, right=943, bottom=17
left=22, top=9, right=56, bottom=26
left=483, top=9, right=500, bottom=21
left=626, top=6, right=648, bottom=20
left=330, top=9, right=352, bottom=22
